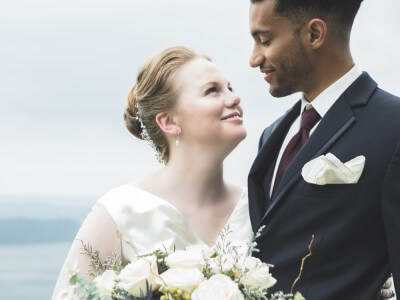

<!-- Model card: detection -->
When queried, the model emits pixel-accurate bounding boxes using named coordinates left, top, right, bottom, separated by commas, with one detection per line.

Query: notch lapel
left=248, top=101, right=301, bottom=232
left=256, top=72, right=378, bottom=229
left=259, top=95, right=356, bottom=226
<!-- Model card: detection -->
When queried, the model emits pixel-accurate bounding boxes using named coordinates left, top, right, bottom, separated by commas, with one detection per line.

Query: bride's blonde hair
left=124, top=46, right=209, bottom=163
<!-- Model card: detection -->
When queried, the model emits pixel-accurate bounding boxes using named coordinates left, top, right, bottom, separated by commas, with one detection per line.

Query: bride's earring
left=175, top=128, right=181, bottom=146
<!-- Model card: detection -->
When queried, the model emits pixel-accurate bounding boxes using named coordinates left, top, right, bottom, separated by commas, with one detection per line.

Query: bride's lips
left=221, top=111, right=243, bottom=123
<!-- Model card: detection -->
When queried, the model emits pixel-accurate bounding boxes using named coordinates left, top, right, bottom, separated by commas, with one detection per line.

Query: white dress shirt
left=269, top=65, right=363, bottom=196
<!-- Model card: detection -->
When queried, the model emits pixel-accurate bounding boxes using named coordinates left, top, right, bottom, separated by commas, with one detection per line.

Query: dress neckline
left=125, top=184, right=246, bottom=246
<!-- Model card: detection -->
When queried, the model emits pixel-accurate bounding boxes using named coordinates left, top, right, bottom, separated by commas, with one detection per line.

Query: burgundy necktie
left=273, top=106, right=321, bottom=194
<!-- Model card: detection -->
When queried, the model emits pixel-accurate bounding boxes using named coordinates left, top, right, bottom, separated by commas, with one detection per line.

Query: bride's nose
left=225, top=91, right=241, bottom=108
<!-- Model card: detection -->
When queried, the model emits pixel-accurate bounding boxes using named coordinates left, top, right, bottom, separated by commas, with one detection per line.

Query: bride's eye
left=205, top=86, right=218, bottom=95
left=228, top=86, right=234, bottom=93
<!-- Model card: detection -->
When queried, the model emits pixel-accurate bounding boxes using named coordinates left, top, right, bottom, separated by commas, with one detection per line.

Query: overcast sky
left=1, top=0, right=400, bottom=201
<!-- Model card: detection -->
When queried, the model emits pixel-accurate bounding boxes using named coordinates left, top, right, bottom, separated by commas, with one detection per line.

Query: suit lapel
left=248, top=101, right=301, bottom=231
left=249, top=101, right=301, bottom=177
left=271, top=98, right=355, bottom=203
left=259, top=72, right=378, bottom=226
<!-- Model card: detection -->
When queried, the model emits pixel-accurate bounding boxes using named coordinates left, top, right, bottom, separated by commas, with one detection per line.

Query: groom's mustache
left=260, top=67, right=275, bottom=74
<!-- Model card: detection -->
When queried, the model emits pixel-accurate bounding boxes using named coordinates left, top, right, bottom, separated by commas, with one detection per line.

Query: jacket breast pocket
left=302, top=182, right=359, bottom=198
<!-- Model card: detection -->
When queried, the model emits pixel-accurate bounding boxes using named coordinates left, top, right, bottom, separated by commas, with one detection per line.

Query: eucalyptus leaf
left=294, top=292, right=306, bottom=300
left=69, top=274, right=78, bottom=285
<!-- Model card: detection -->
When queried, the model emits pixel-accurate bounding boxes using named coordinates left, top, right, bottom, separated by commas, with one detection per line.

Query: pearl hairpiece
left=134, top=92, right=165, bottom=164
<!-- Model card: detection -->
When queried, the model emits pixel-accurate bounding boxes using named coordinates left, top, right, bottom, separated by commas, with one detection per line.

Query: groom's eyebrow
left=251, top=29, right=272, bottom=38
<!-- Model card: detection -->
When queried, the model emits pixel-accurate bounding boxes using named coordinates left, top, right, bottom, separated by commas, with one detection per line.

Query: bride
left=52, top=46, right=252, bottom=299
left=52, top=46, right=394, bottom=299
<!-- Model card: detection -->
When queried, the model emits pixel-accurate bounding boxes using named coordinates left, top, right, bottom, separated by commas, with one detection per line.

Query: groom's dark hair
left=251, top=0, right=364, bottom=40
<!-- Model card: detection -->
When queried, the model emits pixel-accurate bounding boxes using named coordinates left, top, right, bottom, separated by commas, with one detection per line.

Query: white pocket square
left=301, top=153, right=365, bottom=185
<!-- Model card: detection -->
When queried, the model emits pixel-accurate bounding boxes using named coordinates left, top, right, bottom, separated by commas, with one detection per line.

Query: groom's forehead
left=250, top=0, right=283, bottom=32
left=250, top=0, right=276, bottom=18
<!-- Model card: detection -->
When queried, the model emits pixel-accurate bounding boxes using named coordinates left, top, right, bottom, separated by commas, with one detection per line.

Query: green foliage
left=68, top=272, right=101, bottom=300
left=69, top=273, right=79, bottom=285
left=267, top=291, right=303, bottom=300
left=293, top=292, right=305, bottom=300
left=224, top=269, right=236, bottom=279
left=79, top=239, right=123, bottom=276
left=247, top=225, right=265, bottom=256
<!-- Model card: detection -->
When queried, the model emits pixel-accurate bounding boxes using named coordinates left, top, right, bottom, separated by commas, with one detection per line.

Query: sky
left=1, top=0, right=400, bottom=201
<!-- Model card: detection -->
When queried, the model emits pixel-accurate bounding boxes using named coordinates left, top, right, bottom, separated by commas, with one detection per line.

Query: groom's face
left=249, top=0, right=313, bottom=97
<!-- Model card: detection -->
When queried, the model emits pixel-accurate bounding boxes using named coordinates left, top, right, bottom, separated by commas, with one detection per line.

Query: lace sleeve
left=51, top=203, right=121, bottom=299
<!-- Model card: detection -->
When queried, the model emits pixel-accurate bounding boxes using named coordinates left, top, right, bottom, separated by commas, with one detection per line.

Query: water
left=0, top=242, right=71, bottom=300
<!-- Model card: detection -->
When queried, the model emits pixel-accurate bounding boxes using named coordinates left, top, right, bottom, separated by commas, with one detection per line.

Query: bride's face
left=173, top=57, right=247, bottom=148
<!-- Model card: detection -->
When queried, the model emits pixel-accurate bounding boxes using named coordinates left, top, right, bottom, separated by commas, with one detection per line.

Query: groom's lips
left=261, top=68, right=275, bottom=82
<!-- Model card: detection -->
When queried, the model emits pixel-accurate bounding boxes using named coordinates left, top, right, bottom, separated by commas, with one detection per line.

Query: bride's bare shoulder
left=130, top=171, right=162, bottom=191
left=97, top=171, right=161, bottom=201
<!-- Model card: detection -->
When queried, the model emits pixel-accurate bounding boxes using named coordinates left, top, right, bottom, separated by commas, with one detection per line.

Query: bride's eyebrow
left=201, top=81, right=230, bottom=90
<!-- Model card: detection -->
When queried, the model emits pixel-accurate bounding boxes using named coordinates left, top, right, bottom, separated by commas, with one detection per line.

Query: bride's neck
left=156, top=148, right=227, bottom=204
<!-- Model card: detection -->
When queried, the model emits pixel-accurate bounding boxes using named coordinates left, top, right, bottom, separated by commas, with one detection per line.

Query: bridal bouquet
left=64, top=227, right=305, bottom=300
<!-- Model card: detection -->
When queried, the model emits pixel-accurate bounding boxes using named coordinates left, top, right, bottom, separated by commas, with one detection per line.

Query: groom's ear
left=306, top=18, right=327, bottom=49
left=155, top=111, right=179, bottom=136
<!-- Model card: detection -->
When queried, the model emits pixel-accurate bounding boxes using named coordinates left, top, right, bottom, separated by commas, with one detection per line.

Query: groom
left=247, top=0, right=400, bottom=299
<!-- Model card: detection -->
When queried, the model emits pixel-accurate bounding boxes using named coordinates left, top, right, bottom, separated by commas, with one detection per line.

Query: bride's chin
left=239, top=128, right=247, bottom=140
left=232, top=127, right=247, bottom=142
left=224, top=129, right=247, bottom=149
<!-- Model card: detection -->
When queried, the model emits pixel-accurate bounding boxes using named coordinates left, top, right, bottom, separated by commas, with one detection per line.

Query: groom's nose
left=249, top=44, right=265, bottom=68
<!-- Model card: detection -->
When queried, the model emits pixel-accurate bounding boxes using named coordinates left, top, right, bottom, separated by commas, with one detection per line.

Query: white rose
left=185, top=245, right=216, bottom=259
left=242, top=256, right=262, bottom=270
left=93, top=270, right=117, bottom=297
left=191, top=274, right=244, bottom=300
left=165, top=249, right=205, bottom=270
left=207, top=254, right=235, bottom=275
left=241, top=257, right=276, bottom=289
left=117, top=255, right=160, bottom=297
left=157, top=267, right=204, bottom=293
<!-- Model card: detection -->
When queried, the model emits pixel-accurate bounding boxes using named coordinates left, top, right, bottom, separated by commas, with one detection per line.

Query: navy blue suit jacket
left=248, top=72, right=400, bottom=299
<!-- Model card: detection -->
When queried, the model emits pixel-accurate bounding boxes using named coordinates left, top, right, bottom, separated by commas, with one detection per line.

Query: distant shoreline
left=0, top=218, right=80, bottom=245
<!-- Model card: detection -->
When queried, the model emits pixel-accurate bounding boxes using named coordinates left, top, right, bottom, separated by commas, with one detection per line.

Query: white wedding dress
left=53, top=184, right=252, bottom=299
left=99, top=185, right=252, bottom=262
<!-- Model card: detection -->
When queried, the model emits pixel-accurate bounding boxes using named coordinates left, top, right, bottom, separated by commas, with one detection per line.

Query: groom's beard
left=270, top=36, right=313, bottom=98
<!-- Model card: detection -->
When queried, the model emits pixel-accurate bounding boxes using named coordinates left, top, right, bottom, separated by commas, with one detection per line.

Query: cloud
left=1, top=0, right=399, bottom=197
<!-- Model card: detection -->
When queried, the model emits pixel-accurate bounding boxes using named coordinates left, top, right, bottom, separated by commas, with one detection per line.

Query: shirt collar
left=301, top=65, right=362, bottom=117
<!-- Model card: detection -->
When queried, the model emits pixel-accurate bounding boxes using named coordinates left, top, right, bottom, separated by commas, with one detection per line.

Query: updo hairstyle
left=124, top=46, right=207, bottom=163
